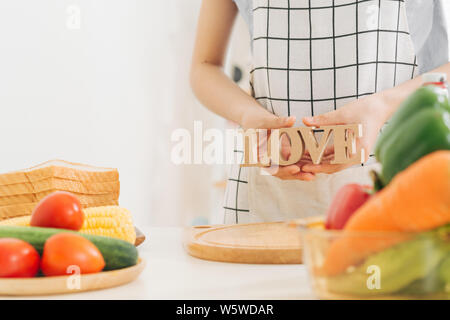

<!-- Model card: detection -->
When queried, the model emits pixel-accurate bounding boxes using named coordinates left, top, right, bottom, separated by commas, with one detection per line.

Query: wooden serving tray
left=0, top=258, right=145, bottom=296
left=184, top=222, right=303, bottom=264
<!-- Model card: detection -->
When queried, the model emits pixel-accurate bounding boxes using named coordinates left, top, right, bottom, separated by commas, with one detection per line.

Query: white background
left=0, top=1, right=448, bottom=226
left=445, top=1, right=450, bottom=23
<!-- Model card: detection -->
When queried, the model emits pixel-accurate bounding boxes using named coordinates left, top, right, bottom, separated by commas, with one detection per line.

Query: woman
left=190, top=0, right=450, bottom=224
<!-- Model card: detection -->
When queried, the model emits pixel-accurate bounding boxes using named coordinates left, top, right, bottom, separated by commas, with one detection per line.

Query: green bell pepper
left=374, top=86, right=450, bottom=187
left=378, top=108, right=450, bottom=186
left=375, top=85, right=450, bottom=162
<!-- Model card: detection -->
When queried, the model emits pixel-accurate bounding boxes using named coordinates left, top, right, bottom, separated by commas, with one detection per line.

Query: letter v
left=299, top=126, right=333, bottom=164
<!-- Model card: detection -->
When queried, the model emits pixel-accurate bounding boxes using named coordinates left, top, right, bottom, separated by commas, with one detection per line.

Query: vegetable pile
left=0, top=192, right=138, bottom=278
left=321, top=85, right=450, bottom=297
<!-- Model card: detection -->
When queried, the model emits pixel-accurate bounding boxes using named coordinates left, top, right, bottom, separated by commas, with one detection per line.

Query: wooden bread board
left=0, top=258, right=145, bottom=296
left=184, top=222, right=303, bottom=264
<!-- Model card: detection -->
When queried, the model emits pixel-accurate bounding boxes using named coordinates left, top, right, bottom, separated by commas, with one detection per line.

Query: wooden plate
left=0, top=258, right=145, bottom=296
left=184, top=222, right=303, bottom=264
left=134, top=227, right=146, bottom=246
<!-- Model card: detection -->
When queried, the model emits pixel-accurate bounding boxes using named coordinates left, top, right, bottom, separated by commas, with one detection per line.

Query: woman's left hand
left=300, top=94, right=388, bottom=174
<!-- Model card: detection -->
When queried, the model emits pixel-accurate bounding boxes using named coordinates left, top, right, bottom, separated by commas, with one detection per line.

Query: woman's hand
left=300, top=94, right=389, bottom=174
left=240, top=105, right=295, bottom=130
left=240, top=108, right=316, bottom=181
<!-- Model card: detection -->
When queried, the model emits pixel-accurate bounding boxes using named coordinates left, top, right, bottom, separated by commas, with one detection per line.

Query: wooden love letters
left=241, top=124, right=364, bottom=167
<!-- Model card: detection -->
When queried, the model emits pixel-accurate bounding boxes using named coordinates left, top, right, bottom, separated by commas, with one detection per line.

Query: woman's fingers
left=280, top=133, right=291, bottom=161
left=264, top=164, right=300, bottom=177
left=277, top=169, right=316, bottom=181
left=260, top=115, right=296, bottom=129
left=263, top=164, right=316, bottom=181
left=301, top=161, right=352, bottom=174
left=302, top=108, right=350, bottom=127
left=291, top=172, right=316, bottom=181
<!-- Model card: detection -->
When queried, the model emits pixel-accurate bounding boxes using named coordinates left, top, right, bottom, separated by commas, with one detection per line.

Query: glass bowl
left=294, top=219, right=450, bottom=300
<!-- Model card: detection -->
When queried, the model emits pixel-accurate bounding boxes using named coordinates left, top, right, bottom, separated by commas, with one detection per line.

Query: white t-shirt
left=232, top=0, right=449, bottom=73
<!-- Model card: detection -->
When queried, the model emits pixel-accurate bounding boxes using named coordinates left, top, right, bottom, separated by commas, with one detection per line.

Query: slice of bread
left=0, top=198, right=119, bottom=220
left=0, top=179, right=120, bottom=197
left=0, top=160, right=119, bottom=185
left=0, top=191, right=120, bottom=206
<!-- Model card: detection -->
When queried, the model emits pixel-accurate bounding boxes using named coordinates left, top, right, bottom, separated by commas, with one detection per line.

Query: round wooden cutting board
left=184, top=222, right=303, bottom=264
left=0, top=258, right=145, bottom=296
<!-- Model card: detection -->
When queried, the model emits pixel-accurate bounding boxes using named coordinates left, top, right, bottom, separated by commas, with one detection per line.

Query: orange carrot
left=321, top=151, right=450, bottom=276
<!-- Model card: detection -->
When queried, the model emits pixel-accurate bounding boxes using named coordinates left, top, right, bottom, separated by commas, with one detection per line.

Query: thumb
left=264, top=115, right=296, bottom=129
left=303, top=110, right=342, bottom=127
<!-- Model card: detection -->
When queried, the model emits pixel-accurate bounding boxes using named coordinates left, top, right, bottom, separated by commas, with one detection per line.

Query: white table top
left=4, top=227, right=316, bottom=300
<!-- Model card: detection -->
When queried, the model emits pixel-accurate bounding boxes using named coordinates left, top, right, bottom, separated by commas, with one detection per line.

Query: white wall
left=444, top=1, right=450, bottom=53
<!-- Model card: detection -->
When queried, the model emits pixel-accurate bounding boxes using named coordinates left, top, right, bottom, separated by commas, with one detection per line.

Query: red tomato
left=0, top=238, right=40, bottom=278
left=41, top=233, right=105, bottom=276
left=30, top=191, right=84, bottom=230
left=325, top=184, right=372, bottom=230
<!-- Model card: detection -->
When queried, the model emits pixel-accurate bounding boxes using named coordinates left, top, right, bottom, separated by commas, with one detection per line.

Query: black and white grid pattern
left=223, top=0, right=418, bottom=224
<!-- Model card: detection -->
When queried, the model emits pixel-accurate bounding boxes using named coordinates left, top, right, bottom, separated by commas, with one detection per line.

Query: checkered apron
left=222, top=0, right=418, bottom=224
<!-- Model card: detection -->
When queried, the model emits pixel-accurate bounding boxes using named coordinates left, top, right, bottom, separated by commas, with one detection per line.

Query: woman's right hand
left=239, top=108, right=316, bottom=181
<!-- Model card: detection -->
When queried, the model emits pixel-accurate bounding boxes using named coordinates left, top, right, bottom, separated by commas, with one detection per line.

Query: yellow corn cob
left=0, top=206, right=136, bottom=244
left=81, top=206, right=136, bottom=244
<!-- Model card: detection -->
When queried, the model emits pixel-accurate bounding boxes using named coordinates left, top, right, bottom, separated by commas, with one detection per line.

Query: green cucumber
left=0, top=226, right=138, bottom=271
